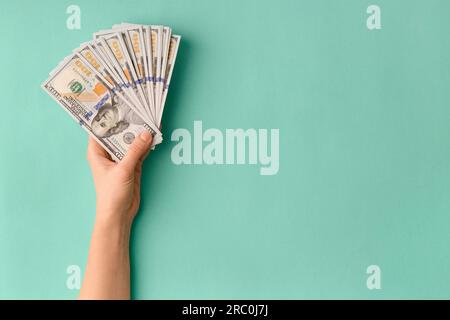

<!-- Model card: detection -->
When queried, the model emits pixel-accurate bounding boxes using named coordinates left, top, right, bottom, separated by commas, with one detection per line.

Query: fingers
left=139, top=149, right=151, bottom=164
left=87, top=136, right=110, bottom=164
left=120, top=131, right=153, bottom=172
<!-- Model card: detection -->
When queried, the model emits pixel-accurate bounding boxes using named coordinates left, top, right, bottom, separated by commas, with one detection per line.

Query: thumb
left=120, top=131, right=153, bottom=172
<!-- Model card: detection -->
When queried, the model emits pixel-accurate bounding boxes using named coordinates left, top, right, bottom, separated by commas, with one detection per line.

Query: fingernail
left=140, top=131, right=152, bottom=143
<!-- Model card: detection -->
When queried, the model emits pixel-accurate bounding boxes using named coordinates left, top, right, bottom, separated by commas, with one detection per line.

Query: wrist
left=94, top=209, right=133, bottom=232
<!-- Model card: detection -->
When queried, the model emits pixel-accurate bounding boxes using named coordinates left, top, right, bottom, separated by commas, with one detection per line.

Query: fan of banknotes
left=42, top=23, right=181, bottom=161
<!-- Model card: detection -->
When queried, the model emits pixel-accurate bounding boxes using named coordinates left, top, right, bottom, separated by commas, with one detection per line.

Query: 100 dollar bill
left=159, top=34, right=181, bottom=125
left=42, top=53, right=161, bottom=161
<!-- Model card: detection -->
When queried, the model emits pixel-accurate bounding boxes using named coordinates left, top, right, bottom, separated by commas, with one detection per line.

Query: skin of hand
left=79, top=131, right=153, bottom=300
left=88, top=131, right=153, bottom=225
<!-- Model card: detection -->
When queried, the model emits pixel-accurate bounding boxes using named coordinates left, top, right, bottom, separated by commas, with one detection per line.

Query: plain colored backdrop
left=0, top=0, right=449, bottom=299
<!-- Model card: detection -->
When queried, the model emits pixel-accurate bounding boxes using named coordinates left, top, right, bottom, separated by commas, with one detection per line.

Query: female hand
left=86, top=131, right=153, bottom=226
left=80, top=131, right=153, bottom=300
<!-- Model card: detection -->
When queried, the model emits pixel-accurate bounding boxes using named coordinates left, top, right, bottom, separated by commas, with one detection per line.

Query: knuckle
left=128, top=145, right=140, bottom=156
left=130, top=140, right=145, bottom=153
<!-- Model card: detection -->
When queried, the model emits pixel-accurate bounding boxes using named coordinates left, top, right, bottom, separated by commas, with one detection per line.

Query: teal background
left=0, top=0, right=449, bottom=299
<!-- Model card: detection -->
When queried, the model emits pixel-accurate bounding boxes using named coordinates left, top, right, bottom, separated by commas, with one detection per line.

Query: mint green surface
left=0, top=0, right=449, bottom=299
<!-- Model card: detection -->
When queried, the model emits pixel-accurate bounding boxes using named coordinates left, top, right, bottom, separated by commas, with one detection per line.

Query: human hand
left=87, top=131, right=153, bottom=226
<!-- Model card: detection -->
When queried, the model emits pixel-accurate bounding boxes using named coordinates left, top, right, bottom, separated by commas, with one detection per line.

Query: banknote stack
left=42, top=23, right=181, bottom=160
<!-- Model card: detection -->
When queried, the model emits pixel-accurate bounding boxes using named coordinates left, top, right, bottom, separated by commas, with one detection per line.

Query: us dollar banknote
left=42, top=53, right=162, bottom=161
left=159, top=35, right=181, bottom=125
left=42, top=23, right=180, bottom=160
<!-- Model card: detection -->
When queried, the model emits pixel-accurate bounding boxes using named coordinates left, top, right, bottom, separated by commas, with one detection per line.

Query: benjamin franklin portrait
left=91, top=93, right=144, bottom=138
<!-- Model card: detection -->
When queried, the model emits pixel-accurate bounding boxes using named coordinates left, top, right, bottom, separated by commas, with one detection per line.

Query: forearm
left=79, top=214, right=132, bottom=300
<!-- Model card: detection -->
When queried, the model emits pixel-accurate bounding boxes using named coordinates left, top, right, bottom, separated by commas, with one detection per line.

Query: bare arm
left=79, top=132, right=152, bottom=300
